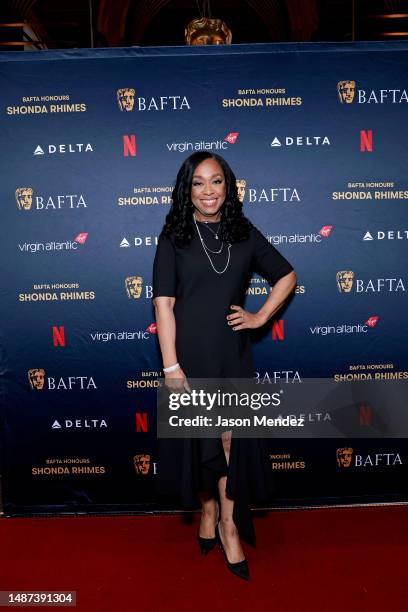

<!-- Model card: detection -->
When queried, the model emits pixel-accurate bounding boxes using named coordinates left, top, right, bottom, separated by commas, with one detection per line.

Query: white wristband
left=163, top=362, right=180, bottom=373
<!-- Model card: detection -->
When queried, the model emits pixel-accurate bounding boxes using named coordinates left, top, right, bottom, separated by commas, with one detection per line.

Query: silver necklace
left=193, top=215, right=223, bottom=253
left=201, top=221, right=220, bottom=240
left=193, top=215, right=231, bottom=274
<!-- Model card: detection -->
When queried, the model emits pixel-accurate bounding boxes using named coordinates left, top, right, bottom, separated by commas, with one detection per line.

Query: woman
left=152, top=152, right=296, bottom=580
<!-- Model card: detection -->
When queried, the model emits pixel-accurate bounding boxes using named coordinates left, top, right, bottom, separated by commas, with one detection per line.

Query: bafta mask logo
left=337, top=80, right=356, bottom=104
left=16, top=187, right=33, bottom=211
left=236, top=179, right=246, bottom=203
left=185, top=17, right=232, bottom=45
left=336, top=447, right=353, bottom=468
left=336, top=270, right=354, bottom=293
left=28, top=368, right=45, bottom=390
left=133, top=454, right=150, bottom=475
left=117, top=88, right=135, bottom=112
left=125, top=276, right=143, bottom=299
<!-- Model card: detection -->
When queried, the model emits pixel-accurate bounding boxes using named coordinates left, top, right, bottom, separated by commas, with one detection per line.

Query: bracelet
left=163, top=362, right=180, bottom=373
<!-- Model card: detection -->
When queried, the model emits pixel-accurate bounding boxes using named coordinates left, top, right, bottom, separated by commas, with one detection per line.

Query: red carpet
left=1, top=506, right=407, bottom=611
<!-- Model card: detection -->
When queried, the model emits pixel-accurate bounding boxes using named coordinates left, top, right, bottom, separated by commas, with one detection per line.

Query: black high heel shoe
left=197, top=534, right=217, bottom=555
left=198, top=503, right=219, bottom=555
left=215, top=522, right=249, bottom=581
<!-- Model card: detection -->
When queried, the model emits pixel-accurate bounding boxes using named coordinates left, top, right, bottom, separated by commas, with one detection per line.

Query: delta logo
left=34, top=143, right=93, bottom=156
left=166, top=132, right=239, bottom=153
left=270, top=135, right=331, bottom=147
left=363, top=230, right=408, bottom=241
left=337, top=80, right=408, bottom=104
left=120, top=236, right=158, bottom=248
left=51, top=418, right=108, bottom=430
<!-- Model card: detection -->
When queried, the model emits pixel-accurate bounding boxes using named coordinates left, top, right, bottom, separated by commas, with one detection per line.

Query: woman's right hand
left=164, top=366, right=190, bottom=393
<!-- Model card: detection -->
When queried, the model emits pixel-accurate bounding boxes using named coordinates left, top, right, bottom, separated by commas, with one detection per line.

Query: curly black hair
left=162, top=152, right=252, bottom=246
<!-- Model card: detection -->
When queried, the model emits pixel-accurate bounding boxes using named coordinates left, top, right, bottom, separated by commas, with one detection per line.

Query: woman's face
left=191, top=158, right=226, bottom=220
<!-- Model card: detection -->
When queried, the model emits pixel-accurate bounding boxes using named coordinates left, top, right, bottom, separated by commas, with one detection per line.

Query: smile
left=200, top=198, right=218, bottom=206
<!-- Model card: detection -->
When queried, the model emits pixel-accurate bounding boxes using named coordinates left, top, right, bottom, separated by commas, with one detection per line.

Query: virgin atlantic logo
left=224, top=132, right=239, bottom=144
left=74, top=232, right=88, bottom=244
left=319, top=225, right=333, bottom=238
left=365, top=316, right=379, bottom=328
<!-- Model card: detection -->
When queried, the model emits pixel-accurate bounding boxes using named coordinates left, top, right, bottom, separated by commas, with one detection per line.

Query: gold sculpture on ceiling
left=185, top=17, right=232, bottom=45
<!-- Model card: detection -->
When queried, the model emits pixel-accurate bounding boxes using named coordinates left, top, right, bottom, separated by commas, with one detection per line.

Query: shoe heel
left=197, top=535, right=217, bottom=555
left=215, top=523, right=249, bottom=581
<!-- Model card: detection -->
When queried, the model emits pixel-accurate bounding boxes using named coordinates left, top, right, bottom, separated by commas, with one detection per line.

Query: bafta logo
left=185, top=17, right=232, bottom=45
left=16, top=187, right=33, bottom=210
left=336, top=270, right=354, bottom=293
left=336, top=447, right=353, bottom=468
left=236, top=179, right=246, bottom=203
left=133, top=454, right=150, bottom=475
left=28, top=368, right=45, bottom=390
left=117, top=88, right=135, bottom=112
left=125, top=276, right=143, bottom=299
left=337, top=80, right=356, bottom=104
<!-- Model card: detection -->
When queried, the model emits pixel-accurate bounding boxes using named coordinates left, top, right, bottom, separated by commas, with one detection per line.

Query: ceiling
left=2, top=0, right=408, bottom=51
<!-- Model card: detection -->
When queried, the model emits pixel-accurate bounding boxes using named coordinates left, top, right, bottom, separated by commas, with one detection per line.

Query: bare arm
left=227, top=270, right=297, bottom=330
left=153, top=296, right=187, bottom=388
left=153, top=296, right=177, bottom=366
left=255, top=270, right=297, bottom=324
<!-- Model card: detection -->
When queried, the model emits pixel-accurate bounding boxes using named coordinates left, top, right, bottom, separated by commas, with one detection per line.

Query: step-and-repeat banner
left=1, top=42, right=408, bottom=515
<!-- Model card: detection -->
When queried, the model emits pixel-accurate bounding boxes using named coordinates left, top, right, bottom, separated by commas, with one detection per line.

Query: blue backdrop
left=1, top=42, right=408, bottom=516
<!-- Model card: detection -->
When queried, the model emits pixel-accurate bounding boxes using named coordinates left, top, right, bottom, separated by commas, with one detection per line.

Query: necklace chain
left=201, top=221, right=220, bottom=239
left=193, top=215, right=231, bottom=274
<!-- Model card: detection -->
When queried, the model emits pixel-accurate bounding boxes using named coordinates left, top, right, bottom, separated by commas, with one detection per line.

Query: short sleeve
left=152, top=232, right=177, bottom=298
left=251, top=225, right=294, bottom=285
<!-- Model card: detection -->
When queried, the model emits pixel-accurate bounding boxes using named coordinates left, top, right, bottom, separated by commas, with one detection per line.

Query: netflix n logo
left=359, top=402, right=373, bottom=426
left=272, top=320, right=284, bottom=341
left=360, top=130, right=373, bottom=152
left=135, top=412, right=148, bottom=432
left=52, top=325, right=65, bottom=347
left=123, top=134, right=136, bottom=157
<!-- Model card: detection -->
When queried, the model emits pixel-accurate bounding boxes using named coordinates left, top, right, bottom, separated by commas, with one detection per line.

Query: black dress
left=152, top=219, right=294, bottom=546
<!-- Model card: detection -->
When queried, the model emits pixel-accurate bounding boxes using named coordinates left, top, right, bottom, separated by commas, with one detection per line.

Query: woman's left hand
left=227, top=305, right=267, bottom=331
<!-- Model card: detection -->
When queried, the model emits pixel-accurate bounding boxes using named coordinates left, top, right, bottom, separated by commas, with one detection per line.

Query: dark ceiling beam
left=3, top=0, right=52, bottom=48
left=126, top=0, right=172, bottom=45
left=97, top=0, right=172, bottom=47
left=245, top=0, right=286, bottom=40
left=285, top=0, right=318, bottom=41
left=97, top=0, right=132, bottom=46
